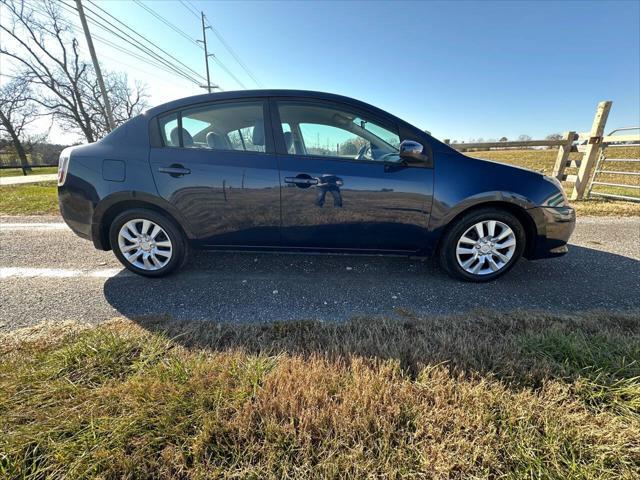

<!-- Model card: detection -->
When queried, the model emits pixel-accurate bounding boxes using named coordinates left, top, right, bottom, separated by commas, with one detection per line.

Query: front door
left=149, top=100, right=281, bottom=247
left=273, top=100, right=434, bottom=252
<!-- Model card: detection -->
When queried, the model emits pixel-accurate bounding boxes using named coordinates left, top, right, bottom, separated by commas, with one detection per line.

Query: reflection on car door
left=273, top=100, right=434, bottom=252
left=149, top=100, right=281, bottom=247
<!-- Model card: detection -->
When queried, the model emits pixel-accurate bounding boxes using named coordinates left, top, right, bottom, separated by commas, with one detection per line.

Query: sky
left=2, top=0, right=639, bottom=143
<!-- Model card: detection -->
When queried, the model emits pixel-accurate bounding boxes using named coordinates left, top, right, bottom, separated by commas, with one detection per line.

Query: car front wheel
left=439, top=208, right=525, bottom=282
left=109, top=209, right=187, bottom=277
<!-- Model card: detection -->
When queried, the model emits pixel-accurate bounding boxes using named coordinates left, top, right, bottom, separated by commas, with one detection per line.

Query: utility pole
left=201, top=11, right=212, bottom=93
left=75, top=0, right=115, bottom=131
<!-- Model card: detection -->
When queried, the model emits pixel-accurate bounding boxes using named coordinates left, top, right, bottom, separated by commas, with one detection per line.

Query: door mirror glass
left=399, top=140, right=426, bottom=162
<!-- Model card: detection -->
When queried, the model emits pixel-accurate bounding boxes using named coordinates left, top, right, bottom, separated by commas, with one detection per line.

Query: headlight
left=543, top=175, right=569, bottom=207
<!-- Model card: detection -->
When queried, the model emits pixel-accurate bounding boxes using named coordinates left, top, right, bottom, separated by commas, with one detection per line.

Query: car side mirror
left=399, top=140, right=427, bottom=162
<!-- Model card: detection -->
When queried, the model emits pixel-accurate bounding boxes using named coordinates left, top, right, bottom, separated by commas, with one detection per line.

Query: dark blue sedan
left=57, top=90, right=575, bottom=281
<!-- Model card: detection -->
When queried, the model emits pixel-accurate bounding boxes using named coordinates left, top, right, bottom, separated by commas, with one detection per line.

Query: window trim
left=154, top=98, right=274, bottom=154
left=269, top=97, right=410, bottom=166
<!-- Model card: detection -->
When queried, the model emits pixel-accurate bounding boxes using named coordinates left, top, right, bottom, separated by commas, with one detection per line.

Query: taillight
left=57, top=147, right=73, bottom=186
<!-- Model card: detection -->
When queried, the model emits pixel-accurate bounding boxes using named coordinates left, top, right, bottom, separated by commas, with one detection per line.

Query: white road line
left=0, top=267, right=123, bottom=279
left=0, top=223, right=69, bottom=230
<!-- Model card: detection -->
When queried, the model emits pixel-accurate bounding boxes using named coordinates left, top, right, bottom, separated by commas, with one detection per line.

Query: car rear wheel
left=109, top=209, right=187, bottom=277
left=439, top=208, right=525, bottom=282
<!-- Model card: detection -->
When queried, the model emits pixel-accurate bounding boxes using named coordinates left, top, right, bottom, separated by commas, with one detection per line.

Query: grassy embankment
left=1, top=311, right=639, bottom=478
left=0, top=182, right=59, bottom=215
left=0, top=147, right=637, bottom=216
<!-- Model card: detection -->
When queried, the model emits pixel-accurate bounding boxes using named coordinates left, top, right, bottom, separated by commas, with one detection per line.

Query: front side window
left=158, top=101, right=265, bottom=152
left=277, top=102, right=400, bottom=162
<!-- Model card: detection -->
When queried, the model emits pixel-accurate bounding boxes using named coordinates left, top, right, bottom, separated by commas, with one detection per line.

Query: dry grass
left=1, top=310, right=639, bottom=479
left=572, top=199, right=640, bottom=217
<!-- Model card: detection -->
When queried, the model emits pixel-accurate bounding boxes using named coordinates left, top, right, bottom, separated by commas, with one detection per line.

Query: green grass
left=1, top=310, right=639, bottom=479
left=0, top=182, right=59, bottom=215
left=0, top=167, right=58, bottom=178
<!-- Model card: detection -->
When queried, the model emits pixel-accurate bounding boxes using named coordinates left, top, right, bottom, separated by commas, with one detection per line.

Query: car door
left=271, top=98, right=434, bottom=252
left=149, top=99, right=281, bottom=247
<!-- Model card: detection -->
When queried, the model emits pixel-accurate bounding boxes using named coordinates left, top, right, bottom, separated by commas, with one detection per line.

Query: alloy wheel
left=117, top=219, right=173, bottom=271
left=455, top=220, right=516, bottom=275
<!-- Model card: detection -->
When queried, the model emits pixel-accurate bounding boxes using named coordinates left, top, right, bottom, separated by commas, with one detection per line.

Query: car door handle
left=284, top=176, right=318, bottom=186
left=158, top=165, right=191, bottom=176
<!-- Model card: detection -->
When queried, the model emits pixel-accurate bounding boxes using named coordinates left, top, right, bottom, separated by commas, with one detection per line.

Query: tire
left=109, top=208, right=188, bottom=277
left=438, top=208, right=525, bottom=282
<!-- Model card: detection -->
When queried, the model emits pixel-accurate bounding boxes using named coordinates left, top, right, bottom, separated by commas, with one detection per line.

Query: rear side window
left=158, top=113, right=179, bottom=146
left=158, top=101, right=265, bottom=152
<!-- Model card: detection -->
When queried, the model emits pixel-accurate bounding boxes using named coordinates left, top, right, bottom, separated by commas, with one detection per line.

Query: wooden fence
left=443, top=101, right=639, bottom=200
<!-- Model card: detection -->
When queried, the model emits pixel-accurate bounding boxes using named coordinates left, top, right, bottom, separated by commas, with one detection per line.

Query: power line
left=55, top=0, right=202, bottom=85
left=32, top=0, right=229, bottom=93
left=83, top=1, right=233, bottom=92
left=132, top=1, right=247, bottom=90
left=132, top=0, right=200, bottom=48
left=179, top=0, right=200, bottom=20
left=92, top=34, right=199, bottom=85
left=178, top=0, right=263, bottom=87
left=75, top=0, right=206, bottom=84
left=25, top=0, right=196, bottom=86
left=211, top=56, right=246, bottom=89
left=185, top=0, right=200, bottom=13
left=82, top=0, right=205, bottom=82
left=23, top=0, right=244, bottom=93
left=206, top=21, right=263, bottom=88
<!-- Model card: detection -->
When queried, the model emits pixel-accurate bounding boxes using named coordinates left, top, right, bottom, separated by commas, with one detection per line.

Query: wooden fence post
left=570, top=101, right=612, bottom=200
left=552, top=131, right=576, bottom=180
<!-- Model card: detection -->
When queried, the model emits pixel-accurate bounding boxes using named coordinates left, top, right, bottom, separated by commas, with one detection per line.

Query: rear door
left=271, top=99, right=434, bottom=252
left=149, top=99, right=281, bottom=247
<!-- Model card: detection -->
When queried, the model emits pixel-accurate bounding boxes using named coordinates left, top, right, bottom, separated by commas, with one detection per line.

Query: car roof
left=144, top=89, right=398, bottom=122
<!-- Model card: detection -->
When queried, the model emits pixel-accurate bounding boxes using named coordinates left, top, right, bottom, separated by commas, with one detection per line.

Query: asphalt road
left=1, top=215, right=639, bottom=331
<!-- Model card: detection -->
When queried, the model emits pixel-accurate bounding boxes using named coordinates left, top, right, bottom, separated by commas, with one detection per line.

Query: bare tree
left=92, top=73, right=148, bottom=137
left=545, top=133, right=563, bottom=141
left=0, top=0, right=147, bottom=142
left=0, top=77, right=38, bottom=172
left=518, top=134, right=532, bottom=142
left=499, top=136, right=508, bottom=142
